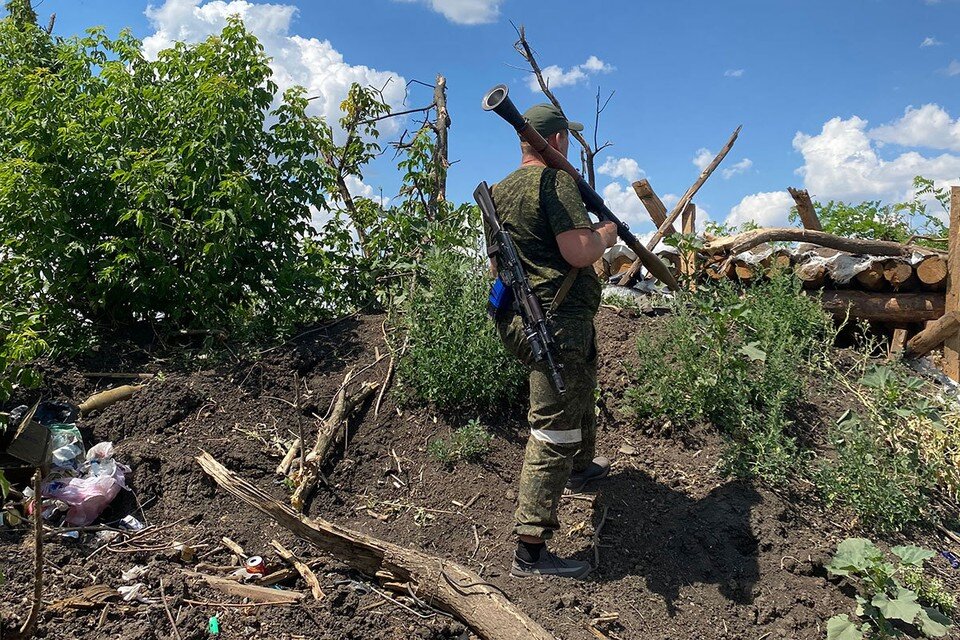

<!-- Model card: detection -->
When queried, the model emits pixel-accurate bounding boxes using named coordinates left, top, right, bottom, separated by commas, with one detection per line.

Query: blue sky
left=21, top=0, right=960, bottom=238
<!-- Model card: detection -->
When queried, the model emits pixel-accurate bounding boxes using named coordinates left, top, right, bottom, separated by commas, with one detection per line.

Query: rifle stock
left=482, top=84, right=679, bottom=291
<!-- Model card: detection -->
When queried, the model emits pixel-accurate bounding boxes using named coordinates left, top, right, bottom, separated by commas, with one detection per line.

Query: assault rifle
left=473, top=181, right=566, bottom=395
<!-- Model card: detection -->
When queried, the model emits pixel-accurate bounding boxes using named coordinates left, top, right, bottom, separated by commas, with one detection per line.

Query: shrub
left=626, top=274, right=835, bottom=481
left=428, top=419, right=494, bottom=466
left=825, top=538, right=953, bottom=639
left=0, top=15, right=369, bottom=347
left=397, top=251, right=525, bottom=414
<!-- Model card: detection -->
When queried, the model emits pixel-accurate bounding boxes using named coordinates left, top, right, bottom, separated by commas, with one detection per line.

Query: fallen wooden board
left=184, top=571, right=305, bottom=604
left=196, top=452, right=553, bottom=640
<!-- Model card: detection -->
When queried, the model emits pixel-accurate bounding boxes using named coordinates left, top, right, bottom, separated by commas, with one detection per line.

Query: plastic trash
left=119, top=515, right=145, bottom=531
left=941, top=550, right=960, bottom=569
left=117, top=583, right=155, bottom=603
left=208, top=616, right=220, bottom=635
left=48, top=424, right=84, bottom=468
left=122, top=566, right=147, bottom=582
left=42, top=441, right=130, bottom=526
left=33, top=401, right=79, bottom=426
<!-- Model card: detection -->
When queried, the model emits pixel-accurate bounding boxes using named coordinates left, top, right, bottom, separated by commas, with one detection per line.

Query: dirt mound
left=1, top=309, right=957, bottom=639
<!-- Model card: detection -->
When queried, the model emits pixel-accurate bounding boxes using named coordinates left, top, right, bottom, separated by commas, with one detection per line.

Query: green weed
left=626, top=274, right=835, bottom=482
left=826, top=538, right=953, bottom=639
left=428, top=419, right=494, bottom=466
left=397, top=252, right=525, bottom=414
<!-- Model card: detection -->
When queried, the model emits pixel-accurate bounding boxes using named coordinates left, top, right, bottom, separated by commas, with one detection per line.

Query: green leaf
left=860, top=365, right=893, bottom=389
left=872, top=588, right=921, bottom=623
left=738, top=341, right=766, bottom=363
left=891, top=545, right=935, bottom=567
left=826, top=615, right=865, bottom=640
left=917, top=607, right=953, bottom=638
left=828, top=538, right=882, bottom=576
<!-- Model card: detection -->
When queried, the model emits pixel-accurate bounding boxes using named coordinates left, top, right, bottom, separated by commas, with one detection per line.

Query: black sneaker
left=510, top=549, right=591, bottom=579
left=565, top=456, right=611, bottom=493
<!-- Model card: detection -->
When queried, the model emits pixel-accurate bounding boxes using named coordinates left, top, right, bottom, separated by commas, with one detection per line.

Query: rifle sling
left=549, top=268, right=579, bottom=315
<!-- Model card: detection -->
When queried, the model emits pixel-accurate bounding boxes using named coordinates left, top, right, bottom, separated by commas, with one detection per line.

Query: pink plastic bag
left=43, top=442, right=130, bottom=526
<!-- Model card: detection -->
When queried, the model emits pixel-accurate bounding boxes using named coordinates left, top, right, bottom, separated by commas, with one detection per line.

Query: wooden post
left=787, top=187, right=823, bottom=231
left=681, top=203, right=697, bottom=278
left=632, top=179, right=677, bottom=237
left=946, top=186, right=960, bottom=381
left=888, top=327, right=909, bottom=361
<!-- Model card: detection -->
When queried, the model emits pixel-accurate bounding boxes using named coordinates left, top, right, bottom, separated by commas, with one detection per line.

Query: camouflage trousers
left=497, top=314, right=598, bottom=540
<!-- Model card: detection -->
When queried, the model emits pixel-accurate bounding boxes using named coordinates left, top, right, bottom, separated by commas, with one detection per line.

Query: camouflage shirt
left=489, top=166, right=601, bottom=320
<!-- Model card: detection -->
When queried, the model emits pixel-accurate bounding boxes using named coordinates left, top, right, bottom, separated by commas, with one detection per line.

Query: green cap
left=522, top=103, right=584, bottom=138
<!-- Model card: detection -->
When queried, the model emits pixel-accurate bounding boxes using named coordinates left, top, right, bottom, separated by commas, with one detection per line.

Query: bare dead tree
left=513, top=24, right=613, bottom=189
left=430, top=73, right=451, bottom=205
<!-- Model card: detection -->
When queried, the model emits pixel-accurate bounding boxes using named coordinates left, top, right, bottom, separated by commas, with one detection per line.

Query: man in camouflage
left=490, top=104, right=615, bottom=579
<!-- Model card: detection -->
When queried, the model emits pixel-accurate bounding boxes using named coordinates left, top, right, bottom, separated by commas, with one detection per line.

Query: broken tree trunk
left=196, top=453, right=554, bottom=640
left=704, top=228, right=940, bottom=258
left=620, top=126, right=742, bottom=285
left=818, top=291, right=945, bottom=322
left=632, top=179, right=677, bottom=236
left=787, top=187, right=823, bottom=231
left=904, top=311, right=960, bottom=358
left=290, top=376, right=378, bottom=511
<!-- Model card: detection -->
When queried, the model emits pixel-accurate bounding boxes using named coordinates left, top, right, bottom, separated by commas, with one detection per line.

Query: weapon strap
left=549, top=268, right=579, bottom=314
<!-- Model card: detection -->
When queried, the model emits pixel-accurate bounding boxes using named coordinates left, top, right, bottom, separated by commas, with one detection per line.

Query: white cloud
left=143, top=0, right=407, bottom=137
left=726, top=191, right=794, bottom=227
left=692, top=148, right=713, bottom=171
left=529, top=55, right=614, bottom=91
left=597, top=156, right=644, bottom=182
left=602, top=182, right=648, bottom=230
left=921, top=36, right=944, bottom=47
left=723, top=68, right=745, bottom=78
left=871, top=104, right=960, bottom=151
left=722, top=158, right=753, bottom=179
left=393, top=0, right=501, bottom=24
left=793, top=114, right=960, bottom=203
left=945, top=60, right=960, bottom=76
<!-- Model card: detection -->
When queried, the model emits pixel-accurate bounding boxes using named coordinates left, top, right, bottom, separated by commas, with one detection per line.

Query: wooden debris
left=79, top=385, right=143, bottom=416
left=197, top=452, right=554, bottom=640
left=185, top=571, right=305, bottom=604
left=905, top=311, right=960, bottom=358
left=221, top=536, right=247, bottom=560
left=8, top=471, right=44, bottom=640
left=946, top=186, right=960, bottom=381
left=50, top=584, right=119, bottom=611
left=621, top=126, right=742, bottom=285
left=819, top=291, right=945, bottom=322
left=888, top=327, right=910, bottom=361
left=291, top=374, right=378, bottom=511
left=275, top=438, right=301, bottom=476
left=787, top=187, right=823, bottom=231
left=632, top=179, right=677, bottom=236
left=704, top=228, right=939, bottom=258
left=795, top=261, right=826, bottom=290
left=271, top=540, right=324, bottom=601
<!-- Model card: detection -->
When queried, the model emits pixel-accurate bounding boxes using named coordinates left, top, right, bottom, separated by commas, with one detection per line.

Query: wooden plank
left=888, top=327, right=909, bottom=360
left=946, top=186, right=960, bottom=381
left=787, top=187, right=823, bottom=231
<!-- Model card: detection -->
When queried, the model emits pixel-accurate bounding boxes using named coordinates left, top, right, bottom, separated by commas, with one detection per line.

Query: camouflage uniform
left=491, top=165, right=601, bottom=540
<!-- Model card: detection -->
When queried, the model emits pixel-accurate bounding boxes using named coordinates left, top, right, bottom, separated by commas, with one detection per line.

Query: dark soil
left=2, top=308, right=959, bottom=640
